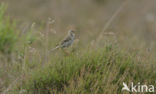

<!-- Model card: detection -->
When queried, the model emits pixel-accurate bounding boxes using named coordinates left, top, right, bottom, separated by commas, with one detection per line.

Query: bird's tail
left=49, top=46, right=60, bottom=53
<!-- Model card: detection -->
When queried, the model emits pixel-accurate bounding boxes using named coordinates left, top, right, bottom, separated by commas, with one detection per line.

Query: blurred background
left=0, top=0, right=156, bottom=52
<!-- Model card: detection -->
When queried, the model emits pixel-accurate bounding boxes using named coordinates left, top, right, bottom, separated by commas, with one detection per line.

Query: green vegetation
left=9, top=47, right=156, bottom=94
left=0, top=4, right=17, bottom=54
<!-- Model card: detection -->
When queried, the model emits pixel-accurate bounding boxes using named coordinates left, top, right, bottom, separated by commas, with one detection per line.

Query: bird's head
left=69, top=30, right=75, bottom=33
left=68, top=30, right=75, bottom=37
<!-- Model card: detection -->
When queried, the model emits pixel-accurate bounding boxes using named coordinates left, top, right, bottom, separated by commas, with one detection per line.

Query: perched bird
left=50, top=30, right=75, bottom=52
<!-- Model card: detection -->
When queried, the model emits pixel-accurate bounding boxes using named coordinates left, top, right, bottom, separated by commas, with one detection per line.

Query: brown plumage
left=50, top=30, right=75, bottom=52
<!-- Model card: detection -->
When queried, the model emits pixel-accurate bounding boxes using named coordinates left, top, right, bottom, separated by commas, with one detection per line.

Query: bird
left=50, top=30, right=75, bottom=52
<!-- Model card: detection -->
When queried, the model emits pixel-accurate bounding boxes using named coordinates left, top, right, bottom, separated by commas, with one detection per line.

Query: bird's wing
left=60, top=36, right=71, bottom=45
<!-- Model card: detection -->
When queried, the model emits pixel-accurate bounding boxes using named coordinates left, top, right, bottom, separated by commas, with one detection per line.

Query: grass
left=0, top=3, right=17, bottom=54
left=7, top=47, right=155, bottom=94
left=0, top=2, right=156, bottom=94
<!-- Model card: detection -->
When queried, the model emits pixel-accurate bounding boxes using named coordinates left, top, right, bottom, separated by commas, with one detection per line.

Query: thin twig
left=44, top=19, right=50, bottom=64
left=96, top=0, right=131, bottom=43
left=44, top=18, right=55, bottom=63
